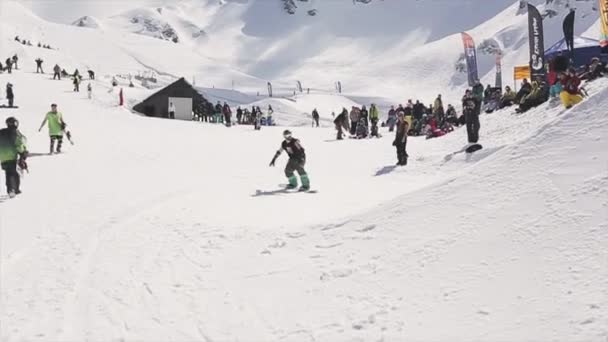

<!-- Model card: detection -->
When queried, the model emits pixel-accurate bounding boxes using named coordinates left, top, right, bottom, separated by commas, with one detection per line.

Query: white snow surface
left=0, top=1, right=607, bottom=341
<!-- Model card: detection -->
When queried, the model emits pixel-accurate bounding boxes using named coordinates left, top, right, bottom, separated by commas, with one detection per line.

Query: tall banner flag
left=600, top=0, right=608, bottom=49
left=267, top=82, right=273, bottom=97
left=563, top=10, right=575, bottom=60
left=495, top=51, right=503, bottom=89
left=461, top=32, right=479, bottom=86
left=528, top=4, right=546, bottom=80
left=296, top=81, right=303, bottom=93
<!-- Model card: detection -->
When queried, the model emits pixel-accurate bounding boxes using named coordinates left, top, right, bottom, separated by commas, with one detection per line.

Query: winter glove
left=269, top=158, right=276, bottom=167
left=17, top=159, right=28, bottom=172
left=392, top=140, right=397, bottom=146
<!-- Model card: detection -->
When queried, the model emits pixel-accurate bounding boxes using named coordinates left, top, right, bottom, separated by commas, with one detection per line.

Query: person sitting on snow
left=581, top=57, right=606, bottom=82
left=560, top=68, right=584, bottom=109
left=499, top=86, right=516, bottom=109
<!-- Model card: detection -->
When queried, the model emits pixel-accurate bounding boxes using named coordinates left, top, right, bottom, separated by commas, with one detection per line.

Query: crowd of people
left=14, top=36, right=54, bottom=49
left=192, top=102, right=276, bottom=129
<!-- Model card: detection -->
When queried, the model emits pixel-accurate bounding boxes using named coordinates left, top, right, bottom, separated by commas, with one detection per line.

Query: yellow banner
left=601, top=0, right=608, bottom=47
left=514, top=65, right=531, bottom=80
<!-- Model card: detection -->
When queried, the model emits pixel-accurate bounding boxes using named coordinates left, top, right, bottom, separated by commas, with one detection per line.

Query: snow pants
left=36, top=65, right=43, bottom=73
left=560, top=91, right=583, bottom=108
left=285, top=157, right=309, bottom=188
left=50, top=135, right=63, bottom=153
left=1, top=161, right=20, bottom=194
left=7, top=97, right=13, bottom=107
left=53, top=72, right=60, bottom=80
left=396, top=143, right=408, bottom=166
left=465, top=111, right=480, bottom=143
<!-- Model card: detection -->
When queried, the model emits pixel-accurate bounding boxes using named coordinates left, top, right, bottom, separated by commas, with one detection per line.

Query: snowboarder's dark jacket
left=6, top=85, right=14, bottom=99
left=462, top=94, right=476, bottom=112
left=394, top=121, right=408, bottom=145
left=281, top=139, right=305, bottom=160
left=413, top=103, right=424, bottom=119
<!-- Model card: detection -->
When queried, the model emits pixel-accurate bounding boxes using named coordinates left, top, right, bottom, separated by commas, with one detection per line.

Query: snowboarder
left=349, top=106, right=360, bottom=136
left=168, top=101, right=175, bottom=119
left=38, top=103, right=66, bottom=154
left=6, top=83, right=14, bottom=108
left=472, top=80, right=484, bottom=115
left=369, top=103, right=380, bottom=137
left=312, top=108, right=320, bottom=127
left=462, top=89, right=480, bottom=144
left=35, top=58, right=44, bottom=73
left=223, top=102, right=232, bottom=126
left=393, top=113, right=409, bottom=166
left=53, top=64, right=61, bottom=80
left=269, top=130, right=310, bottom=191
left=0, top=117, right=28, bottom=198
left=11, top=55, right=18, bottom=70
left=87, top=69, right=95, bottom=80
left=87, top=83, right=92, bottom=99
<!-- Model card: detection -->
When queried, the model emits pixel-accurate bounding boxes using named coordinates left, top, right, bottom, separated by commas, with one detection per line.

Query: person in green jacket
left=38, top=103, right=65, bottom=154
left=0, top=117, right=28, bottom=197
left=369, top=103, right=380, bottom=137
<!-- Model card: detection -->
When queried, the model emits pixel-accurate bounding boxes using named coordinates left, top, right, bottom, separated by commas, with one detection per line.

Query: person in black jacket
left=462, top=89, right=479, bottom=144
left=312, top=108, right=320, bottom=127
left=515, top=78, right=532, bottom=104
left=6, top=83, right=14, bottom=107
left=269, top=130, right=310, bottom=191
left=393, top=113, right=409, bottom=166
left=334, top=108, right=349, bottom=140
left=35, top=58, right=44, bottom=73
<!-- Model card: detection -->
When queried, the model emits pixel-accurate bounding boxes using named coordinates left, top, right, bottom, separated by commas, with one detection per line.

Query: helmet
left=5, top=117, right=18, bottom=128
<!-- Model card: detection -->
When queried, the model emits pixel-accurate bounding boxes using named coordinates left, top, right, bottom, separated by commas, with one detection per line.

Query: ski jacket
left=394, top=120, right=408, bottom=145
left=472, top=84, right=484, bottom=102
left=433, top=98, right=443, bottom=111
left=462, top=95, right=476, bottom=112
left=280, top=139, right=305, bottom=160
left=561, top=74, right=581, bottom=95
left=0, top=128, right=27, bottom=163
left=44, top=111, right=64, bottom=136
left=53, top=65, right=61, bottom=73
left=312, top=109, right=319, bottom=119
left=349, top=108, right=360, bottom=122
left=369, top=106, right=379, bottom=120
left=6, top=86, right=14, bottom=99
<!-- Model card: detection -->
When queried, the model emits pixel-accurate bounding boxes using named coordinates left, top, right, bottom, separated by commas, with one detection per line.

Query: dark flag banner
left=296, top=81, right=303, bottom=93
left=563, top=10, right=575, bottom=60
left=528, top=3, right=546, bottom=80
left=461, top=32, right=479, bottom=86
left=267, top=82, right=273, bottom=97
left=495, top=51, right=503, bottom=89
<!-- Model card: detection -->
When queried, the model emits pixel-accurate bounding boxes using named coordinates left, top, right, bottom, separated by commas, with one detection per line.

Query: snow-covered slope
left=1, top=1, right=607, bottom=341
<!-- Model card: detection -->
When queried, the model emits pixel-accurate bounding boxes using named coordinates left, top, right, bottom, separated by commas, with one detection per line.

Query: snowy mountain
left=0, top=0, right=607, bottom=340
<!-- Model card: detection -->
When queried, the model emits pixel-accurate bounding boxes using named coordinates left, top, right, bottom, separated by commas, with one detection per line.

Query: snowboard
left=0, top=105, right=19, bottom=109
left=254, top=187, right=317, bottom=196
left=465, top=144, right=483, bottom=153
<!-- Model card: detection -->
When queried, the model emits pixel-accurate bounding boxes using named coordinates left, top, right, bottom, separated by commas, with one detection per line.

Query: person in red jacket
left=559, top=68, right=583, bottom=109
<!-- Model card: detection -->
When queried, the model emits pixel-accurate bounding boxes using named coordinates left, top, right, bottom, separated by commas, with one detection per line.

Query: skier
left=0, top=117, right=28, bottom=198
left=35, top=58, right=44, bottom=73
left=168, top=101, right=175, bottom=119
left=369, top=103, right=380, bottom=137
left=38, top=103, right=66, bottom=154
left=87, top=83, right=92, bottom=99
left=312, top=108, right=320, bottom=127
left=87, top=69, right=95, bottom=80
left=11, top=55, right=18, bottom=70
left=6, top=83, right=14, bottom=108
left=53, top=64, right=61, bottom=80
left=393, top=113, right=409, bottom=166
left=269, top=130, right=310, bottom=191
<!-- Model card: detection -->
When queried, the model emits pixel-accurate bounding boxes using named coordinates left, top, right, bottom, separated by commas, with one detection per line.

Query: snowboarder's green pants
left=285, top=157, right=309, bottom=187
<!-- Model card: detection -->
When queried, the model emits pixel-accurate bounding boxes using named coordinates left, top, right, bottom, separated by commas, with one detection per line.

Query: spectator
left=35, top=58, right=44, bottom=73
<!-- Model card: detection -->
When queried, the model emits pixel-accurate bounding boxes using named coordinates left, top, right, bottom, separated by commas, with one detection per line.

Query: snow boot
left=286, top=175, right=298, bottom=189
left=299, top=174, right=310, bottom=191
